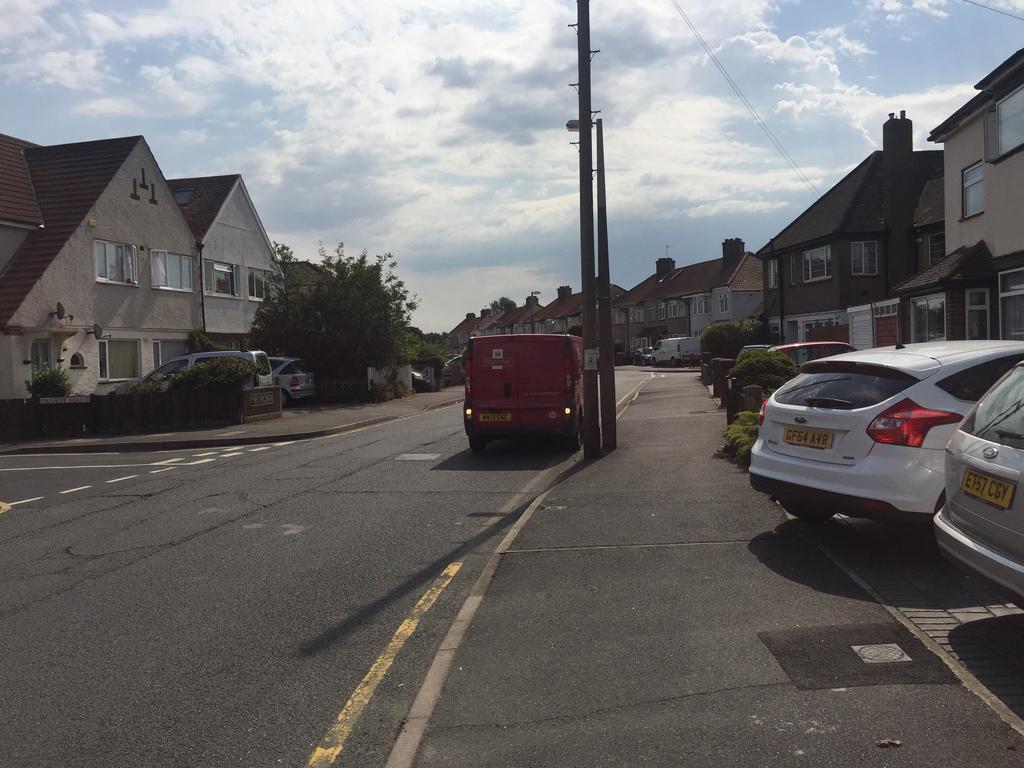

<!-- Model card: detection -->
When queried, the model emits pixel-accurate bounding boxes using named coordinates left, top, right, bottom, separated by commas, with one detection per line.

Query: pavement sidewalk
left=0, top=389, right=463, bottom=455
left=403, top=373, right=1024, bottom=767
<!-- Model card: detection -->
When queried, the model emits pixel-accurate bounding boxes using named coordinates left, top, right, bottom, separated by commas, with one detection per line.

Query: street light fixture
left=567, top=116, right=616, bottom=451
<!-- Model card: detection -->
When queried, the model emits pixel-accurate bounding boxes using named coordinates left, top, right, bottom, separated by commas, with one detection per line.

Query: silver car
left=936, top=361, right=1024, bottom=607
left=269, top=357, right=316, bottom=404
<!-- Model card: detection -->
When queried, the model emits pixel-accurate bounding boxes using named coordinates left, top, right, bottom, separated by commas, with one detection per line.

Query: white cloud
left=176, top=129, right=208, bottom=143
left=72, top=96, right=141, bottom=117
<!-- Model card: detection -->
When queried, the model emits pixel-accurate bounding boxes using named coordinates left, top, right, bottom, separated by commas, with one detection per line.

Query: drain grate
left=852, top=643, right=912, bottom=664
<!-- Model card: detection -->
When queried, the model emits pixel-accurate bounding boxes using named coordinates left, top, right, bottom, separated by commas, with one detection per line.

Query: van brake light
left=866, top=398, right=962, bottom=448
left=758, top=399, right=767, bottom=427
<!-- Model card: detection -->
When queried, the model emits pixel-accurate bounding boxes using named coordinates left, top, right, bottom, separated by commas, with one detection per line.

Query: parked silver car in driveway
left=269, top=357, right=316, bottom=404
left=936, top=361, right=1024, bottom=606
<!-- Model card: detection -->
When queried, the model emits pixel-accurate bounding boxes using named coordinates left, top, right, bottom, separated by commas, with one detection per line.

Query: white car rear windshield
left=774, top=362, right=916, bottom=410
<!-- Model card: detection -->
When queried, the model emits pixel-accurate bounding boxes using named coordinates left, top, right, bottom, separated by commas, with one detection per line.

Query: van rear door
left=517, top=335, right=569, bottom=429
left=471, top=337, right=518, bottom=426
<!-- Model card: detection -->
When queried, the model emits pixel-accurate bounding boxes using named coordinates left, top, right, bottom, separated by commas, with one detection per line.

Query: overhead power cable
left=958, top=0, right=1024, bottom=23
left=668, top=1, right=819, bottom=195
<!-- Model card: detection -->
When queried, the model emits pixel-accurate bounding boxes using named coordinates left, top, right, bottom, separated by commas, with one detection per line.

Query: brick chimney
left=480, top=308, right=491, bottom=317
left=882, top=110, right=915, bottom=286
left=525, top=294, right=540, bottom=307
left=722, top=238, right=745, bottom=273
left=655, top=257, right=675, bottom=279
left=556, top=285, right=572, bottom=300
left=465, top=312, right=475, bottom=320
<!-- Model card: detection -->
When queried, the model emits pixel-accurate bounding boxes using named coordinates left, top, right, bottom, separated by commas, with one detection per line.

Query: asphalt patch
left=758, top=621, right=956, bottom=690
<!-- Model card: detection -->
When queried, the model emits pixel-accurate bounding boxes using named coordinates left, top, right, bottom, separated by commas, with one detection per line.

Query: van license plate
left=783, top=426, right=834, bottom=450
left=479, top=413, right=512, bottom=422
left=961, top=468, right=1015, bottom=510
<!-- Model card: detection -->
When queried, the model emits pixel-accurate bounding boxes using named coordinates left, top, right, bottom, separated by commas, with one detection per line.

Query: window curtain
left=107, top=340, right=138, bottom=379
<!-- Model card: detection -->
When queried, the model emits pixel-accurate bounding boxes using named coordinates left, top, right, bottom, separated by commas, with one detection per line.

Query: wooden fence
left=0, top=389, right=244, bottom=441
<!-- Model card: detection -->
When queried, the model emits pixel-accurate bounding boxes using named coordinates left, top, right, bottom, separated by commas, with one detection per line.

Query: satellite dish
left=56, top=302, right=65, bottom=319
left=91, top=323, right=104, bottom=339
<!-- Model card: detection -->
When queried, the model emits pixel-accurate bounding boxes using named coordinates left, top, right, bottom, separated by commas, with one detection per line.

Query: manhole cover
left=394, top=453, right=441, bottom=461
left=851, top=644, right=912, bottom=664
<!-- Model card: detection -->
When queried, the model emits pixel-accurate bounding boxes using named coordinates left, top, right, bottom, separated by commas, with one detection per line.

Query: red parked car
left=770, top=341, right=855, bottom=366
left=463, top=334, right=584, bottom=452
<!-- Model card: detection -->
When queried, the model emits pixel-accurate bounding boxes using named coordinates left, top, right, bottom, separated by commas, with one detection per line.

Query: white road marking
left=106, top=475, right=138, bottom=483
left=181, top=458, right=217, bottom=466
left=152, top=457, right=186, bottom=465
left=215, top=429, right=248, bottom=437
left=395, top=454, right=441, bottom=461
left=59, top=486, right=91, bottom=494
left=273, top=441, right=296, bottom=446
left=0, top=464, right=145, bottom=472
left=248, top=446, right=271, bottom=452
left=192, top=451, right=218, bottom=457
left=0, top=452, right=122, bottom=458
left=220, top=452, right=243, bottom=457
left=11, top=497, right=44, bottom=505
left=149, top=468, right=176, bottom=474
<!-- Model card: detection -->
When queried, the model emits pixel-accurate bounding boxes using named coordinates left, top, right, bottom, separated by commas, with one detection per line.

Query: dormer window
left=173, top=188, right=195, bottom=205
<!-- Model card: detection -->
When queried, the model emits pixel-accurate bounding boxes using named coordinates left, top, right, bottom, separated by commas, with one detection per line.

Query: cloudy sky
left=3, top=1, right=1023, bottom=331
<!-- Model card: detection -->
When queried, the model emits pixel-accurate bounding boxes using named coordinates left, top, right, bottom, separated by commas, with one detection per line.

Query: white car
left=750, top=341, right=1024, bottom=524
left=651, top=337, right=700, bottom=367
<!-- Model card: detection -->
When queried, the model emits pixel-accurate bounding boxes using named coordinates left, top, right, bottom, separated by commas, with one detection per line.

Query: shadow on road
left=432, top=438, right=571, bottom=472
left=747, top=521, right=873, bottom=603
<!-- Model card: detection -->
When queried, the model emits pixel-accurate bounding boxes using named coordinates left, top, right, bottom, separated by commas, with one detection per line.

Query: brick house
left=758, top=113, right=943, bottom=345
left=612, top=239, right=763, bottom=352
left=893, top=48, right=1024, bottom=344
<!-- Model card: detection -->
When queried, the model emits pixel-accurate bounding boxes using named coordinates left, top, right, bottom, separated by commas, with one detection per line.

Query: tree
left=490, top=296, right=517, bottom=315
left=250, top=242, right=417, bottom=377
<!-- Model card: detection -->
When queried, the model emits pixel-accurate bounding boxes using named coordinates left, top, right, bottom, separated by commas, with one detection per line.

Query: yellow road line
left=306, top=561, right=463, bottom=767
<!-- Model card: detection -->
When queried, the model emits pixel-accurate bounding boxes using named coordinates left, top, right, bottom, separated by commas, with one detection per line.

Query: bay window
left=912, top=295, right=945, bottom=343
left=851, top=241, right=878, bottom=276
left=802, top=245, right=831, bottom=282
left=1000, top=269, right=1024, bottom=341
left=997, top=85, right=1024, bottom=157
left=966, top=289, right=989, bottom=341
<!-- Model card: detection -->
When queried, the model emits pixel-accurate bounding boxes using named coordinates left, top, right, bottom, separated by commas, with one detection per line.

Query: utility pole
left=595, top=118, right=616, bottom=451
left=575, top=0, right=600, bottom=458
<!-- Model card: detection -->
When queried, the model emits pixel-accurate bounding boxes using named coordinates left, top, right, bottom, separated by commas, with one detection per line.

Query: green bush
left=187, top=330, right=224, bottom=352
left=26, top=366, right=72, bottom=397
left=718, top=411, right=760, bottom=468
left=129, top=378, right=164, bottom=394
left=168, top=358, right=258, bottom=391
left=700, top=320, right=767, bottom=359
left=728, top=349, right=798, bottom=393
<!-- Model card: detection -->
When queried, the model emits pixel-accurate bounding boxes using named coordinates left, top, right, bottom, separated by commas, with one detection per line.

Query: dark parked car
left=632, top=346, right=654, bottom=366
left=442, top=355, right=463, bottom=384
left=411, top=369, right=434, bottom=393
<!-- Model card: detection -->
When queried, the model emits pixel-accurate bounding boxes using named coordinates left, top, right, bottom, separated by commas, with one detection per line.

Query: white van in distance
left=651, top=337, right=700, bottom=367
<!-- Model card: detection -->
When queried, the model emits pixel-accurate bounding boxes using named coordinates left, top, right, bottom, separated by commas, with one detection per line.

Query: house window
left=998, top=85, right=1024, bottom=157
left=153, top=339, right=188, bottom=367
left=657, top=302, right=666, bottom=320
left=719, top=293, right=729, bottom=313
left=30, top=338, right=51, bottom=368
left=769, top=323, right=781, bottom=344
left=667, top=300, right=681, bottom=319
left=851, top=241, right=878, bottom=276
left=966, top=288, right=990, bottom=341
left=98, top=339, right=140, bottom=381
left=613, top=309, right=625, bottom=325
left=790, top=254, right=798, bottom=285
left=629, top=306, right=644, bottom=323
left=912, top=295, right=945, bottom=343
left=150, top=251, right=193, bottom=291
left=696, top=294, right=711, bottom=315
left=802, top=245, right=831, bottom=282
left=1000, top=269, right=1024, bottom=341
left=767, top=259, right=778, bottom=289
left=928, top=233, right=946, bottom=266
left=203, top=260, right=241, bottom=296
left=248, top=269, right=270, bottom=301
left=94, top=240, right=138, bottom=284
left=963, top=162, right=984, bottom=218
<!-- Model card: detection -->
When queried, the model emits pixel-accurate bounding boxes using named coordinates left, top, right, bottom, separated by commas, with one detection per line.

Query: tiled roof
left=894, top=241, right=993, bottom=295
left=448, top=314, right=479, bottom=336
left=614, top=254, right=761, bottom=307
left=914, top=177, right=944, bottom=228
left=0, top=136, right=142, bottom=329
left=533, top=291, right=582, bottom=322
left=756, top=150, right=943, bottom=254
left=0, top=133, right=42, bottom=228
left=727, top=254, right=764, bottom=291
left=166, top=174, right=240, bottom=240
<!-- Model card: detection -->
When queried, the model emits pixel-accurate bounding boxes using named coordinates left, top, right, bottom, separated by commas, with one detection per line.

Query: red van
left=464, top=334, right=584, bottom=452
